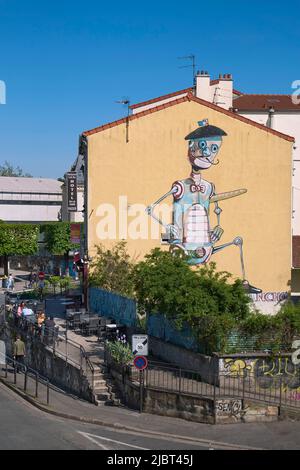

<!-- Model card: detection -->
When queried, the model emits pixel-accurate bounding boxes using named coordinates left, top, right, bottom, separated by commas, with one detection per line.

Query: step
left=93, top=379, right=107, bottom=387
left=95, top=392, right=111, bottom=401
left=93, top=373, right=106, bottom=380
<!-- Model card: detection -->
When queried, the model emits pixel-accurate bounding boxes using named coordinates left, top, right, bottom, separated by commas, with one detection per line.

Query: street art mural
left=146, top=119, right=261, bottom=293
left=220, top=357, right=300, bottom=396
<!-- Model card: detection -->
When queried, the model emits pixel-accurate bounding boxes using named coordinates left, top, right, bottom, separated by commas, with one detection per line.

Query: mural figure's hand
left=167, top=224, right=181, bottom=241
left=211, top=225, right=224, bottom=243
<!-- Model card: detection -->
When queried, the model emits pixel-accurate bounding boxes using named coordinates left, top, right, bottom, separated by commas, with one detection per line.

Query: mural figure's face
left=188, top=136, right=222, bottom=170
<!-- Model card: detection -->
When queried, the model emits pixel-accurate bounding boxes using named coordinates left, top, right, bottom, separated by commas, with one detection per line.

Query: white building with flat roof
left=0, top=176, right=62, bottom=223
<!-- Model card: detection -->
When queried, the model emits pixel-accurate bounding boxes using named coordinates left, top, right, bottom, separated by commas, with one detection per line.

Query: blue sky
left=0, top=0, right=299, bottom=178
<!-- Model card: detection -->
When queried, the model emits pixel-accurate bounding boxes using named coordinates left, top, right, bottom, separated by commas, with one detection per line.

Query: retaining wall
left=1, top=325, right=94, bottom=402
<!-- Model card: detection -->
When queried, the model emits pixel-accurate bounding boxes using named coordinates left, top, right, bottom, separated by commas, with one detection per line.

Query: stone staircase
left=91, top=362, right=122, bottom=406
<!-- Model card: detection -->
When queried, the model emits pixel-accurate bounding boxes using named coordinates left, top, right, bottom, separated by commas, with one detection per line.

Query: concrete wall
left=87, top=98, right=292, bottom=293
left=0, top=204, right=61, bottom=223
left=148, top=336, right=218, bottom=385
left=1, top=325, right=94, bottom=402
left=218, top=353, right=300, bottom=397
left=108, top=360, right=278, bottom=424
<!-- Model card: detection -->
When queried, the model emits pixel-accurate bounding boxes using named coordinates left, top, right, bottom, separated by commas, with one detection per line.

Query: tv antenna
left=115, top=97, right=130, bottom=143
left=178, top=54, right=197, bottom=84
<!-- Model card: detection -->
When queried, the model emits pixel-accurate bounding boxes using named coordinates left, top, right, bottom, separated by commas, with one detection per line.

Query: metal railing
left=125, top=361, right=300, bottom=411
left=0, top=353, right=50, bottom=405
left=5, top=314, right=95, bottom=391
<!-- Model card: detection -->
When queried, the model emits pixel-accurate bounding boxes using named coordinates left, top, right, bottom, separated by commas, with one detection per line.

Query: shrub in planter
left=106, top=341, right=133, bottom=366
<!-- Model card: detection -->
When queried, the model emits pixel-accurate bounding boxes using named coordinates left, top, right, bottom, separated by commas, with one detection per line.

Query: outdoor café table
left=80, top=315, right=100, bottom=324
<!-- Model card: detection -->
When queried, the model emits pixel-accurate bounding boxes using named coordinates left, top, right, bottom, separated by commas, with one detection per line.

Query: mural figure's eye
left=211, top=144, right=219, bottom=153
left=199, top=141, right=207, bottom=150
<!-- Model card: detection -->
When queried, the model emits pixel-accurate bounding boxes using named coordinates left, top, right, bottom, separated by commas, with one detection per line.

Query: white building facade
left=0, top=177, right=62, bottom=223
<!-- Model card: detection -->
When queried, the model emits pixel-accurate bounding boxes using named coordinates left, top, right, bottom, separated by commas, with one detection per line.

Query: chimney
left=214, top=73, right=233, bottom=109
left=195, top=70, right=211, bottom=102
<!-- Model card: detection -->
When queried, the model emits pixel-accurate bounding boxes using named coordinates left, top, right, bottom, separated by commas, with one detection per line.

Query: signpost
left=132, top=335, right=148, bottom=356
left=133, top=355, right=148, bottom=370
left=133, top=355, right=148, bottom=413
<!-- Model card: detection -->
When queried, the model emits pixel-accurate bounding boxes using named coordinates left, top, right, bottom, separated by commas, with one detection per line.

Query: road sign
left=38, top=271, right=45, bottom=280
left=132, top=334, right=148, bottom=356
left=133, top=355, right=148, bottom=370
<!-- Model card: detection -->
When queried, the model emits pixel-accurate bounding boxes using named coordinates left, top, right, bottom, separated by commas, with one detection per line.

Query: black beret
left=185, top=125, right=227, bottom=140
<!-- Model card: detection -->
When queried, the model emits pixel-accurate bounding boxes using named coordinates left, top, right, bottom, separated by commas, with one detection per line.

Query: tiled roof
left=0, top=177, right=62, bottom=194
left=293, top=236, right=300, bottom=268
left=130, top=86, right=243, bottom=110
left=233, top=94, right=300, bottom=111
left=130, top=87, right=194, bottom=109
left=83, top=93, right=294, bottom=142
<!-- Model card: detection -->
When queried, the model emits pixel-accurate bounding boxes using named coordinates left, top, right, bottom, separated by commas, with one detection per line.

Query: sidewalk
left=3, top=363, right=300, bottom=450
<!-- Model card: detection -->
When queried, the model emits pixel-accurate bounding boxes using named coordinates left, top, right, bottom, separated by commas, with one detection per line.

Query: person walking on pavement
left=13, top=335, right=26, bottom=373
left=7, top=274, right=14, bottom=291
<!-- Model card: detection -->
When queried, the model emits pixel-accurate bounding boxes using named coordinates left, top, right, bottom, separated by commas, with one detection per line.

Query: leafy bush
left=49, top=276, right=61, bottom=294
left=133, top=249, right=251, bottom=353
left=236, top=302, right=300, bottom=353
left=89, top=241, right=136, bottom=297
left=59, top=277, right=71, bottom=292
left=106, top=341, right=133, bottom=365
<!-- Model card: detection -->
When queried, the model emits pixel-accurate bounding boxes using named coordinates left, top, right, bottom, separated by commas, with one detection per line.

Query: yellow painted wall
left=87, top=100, right=292, bottom=292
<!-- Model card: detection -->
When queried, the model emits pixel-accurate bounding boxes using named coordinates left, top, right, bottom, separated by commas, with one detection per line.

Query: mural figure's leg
left=212, top=237, right=261, bottom=293
left=213, top=237, right=245, bottom=279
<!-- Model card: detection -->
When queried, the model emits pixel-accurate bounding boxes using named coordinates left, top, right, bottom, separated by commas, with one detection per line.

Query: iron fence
left=0, top=354, right=50, bottom=405
left=125, top=361, right=300, bottom=411
left=5, top=313, right=95, bottom=391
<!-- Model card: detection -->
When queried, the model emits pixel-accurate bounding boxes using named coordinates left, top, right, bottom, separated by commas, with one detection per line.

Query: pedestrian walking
left=7, top=274, right=14, bottom=291
left=13, top=335, right=26, bottom=373
left=28, top=271, right=33, bottom=288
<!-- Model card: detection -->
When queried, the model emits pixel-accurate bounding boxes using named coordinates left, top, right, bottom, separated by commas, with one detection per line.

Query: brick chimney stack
left=214, top=73, right=233, bottom=110
left=195, top=70, right=211, bottom=102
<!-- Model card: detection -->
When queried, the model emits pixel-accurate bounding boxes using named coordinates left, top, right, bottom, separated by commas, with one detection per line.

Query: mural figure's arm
left=145, top=187, right=177, bottom=229
left=210, top=188, right=247, bottom=244
left=209, top=184, right=224, bottom=243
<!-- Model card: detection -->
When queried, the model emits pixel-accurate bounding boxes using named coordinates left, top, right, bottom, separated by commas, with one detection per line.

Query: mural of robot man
left=146, top=119, right=261, bottom=294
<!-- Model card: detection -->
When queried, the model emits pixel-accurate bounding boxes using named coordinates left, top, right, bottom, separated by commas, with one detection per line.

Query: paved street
left=2, top=381, right=300, bottom=450
left=0, top=382, right=234, bottom=450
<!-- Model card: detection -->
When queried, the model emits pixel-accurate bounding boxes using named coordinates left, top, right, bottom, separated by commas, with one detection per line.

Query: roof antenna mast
left=115, top=97, right=130, bottom=143
left=178, top=54, right=196, bottom=85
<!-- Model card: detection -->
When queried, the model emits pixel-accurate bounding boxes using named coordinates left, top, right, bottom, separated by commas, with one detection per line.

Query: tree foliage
left=0, top=223, right=39, bottom=255
left=88, top=243, right=300, bottom=354
left=41, top=222, right=80, bottom=255
left=239, top=302, right=300, bottom=352
left=133, top=248, right=250, bottom=352
left=0, top=160, right=32, bottom=177
left=89, top=241, right=135, bottom=297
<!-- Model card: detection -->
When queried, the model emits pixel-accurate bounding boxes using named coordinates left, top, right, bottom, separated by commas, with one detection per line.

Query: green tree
left=49, top=276, right=61, bottom=294
left=89, top=241, right=135, bottom=297
left=0, top=223, right=39, bottom=275
left=0, top=160, right=32, bottom=177
left=133, top=249, right=250, bottom=353
left=42, top=222, right=81, bottom=275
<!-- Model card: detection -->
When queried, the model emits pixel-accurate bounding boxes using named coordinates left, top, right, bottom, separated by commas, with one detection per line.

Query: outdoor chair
left=72, top=313, right=81, bottom=332
left=82, top=317, right=100, bottom=336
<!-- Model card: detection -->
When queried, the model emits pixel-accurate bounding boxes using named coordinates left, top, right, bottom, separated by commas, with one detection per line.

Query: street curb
left=0, top=377, right=262, bottom=450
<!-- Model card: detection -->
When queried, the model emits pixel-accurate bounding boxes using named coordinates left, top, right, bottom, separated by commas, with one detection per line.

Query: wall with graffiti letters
left=219, top=355, right=300, bottom=399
